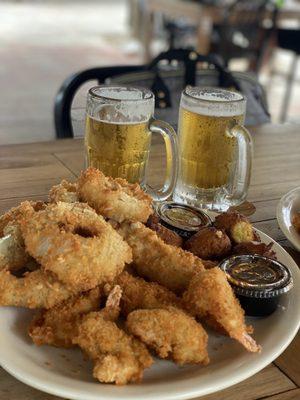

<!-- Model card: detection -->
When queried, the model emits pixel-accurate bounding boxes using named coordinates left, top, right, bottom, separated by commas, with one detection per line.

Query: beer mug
left=85, top=85, right=178, bottom=201
left=173, top=87, right=253, bottom=212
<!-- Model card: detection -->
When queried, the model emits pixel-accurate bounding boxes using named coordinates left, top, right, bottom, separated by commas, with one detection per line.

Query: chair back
left=54, top=65, right=146, bottom=138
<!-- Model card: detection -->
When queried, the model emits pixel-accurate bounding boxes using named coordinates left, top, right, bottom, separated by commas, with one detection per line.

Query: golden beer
left=85, top=115, right=151, bottom=183
left=178, top=108, right=243, bottom=189
left=173, top=87, right=251, bottom=212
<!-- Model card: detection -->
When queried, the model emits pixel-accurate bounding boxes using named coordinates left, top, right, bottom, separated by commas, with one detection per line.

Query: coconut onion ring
left=0, top=201, right=46, bottom=271
left=77, top=167, right=153, bottom=223
left=20, top=202, right=132, bottom=291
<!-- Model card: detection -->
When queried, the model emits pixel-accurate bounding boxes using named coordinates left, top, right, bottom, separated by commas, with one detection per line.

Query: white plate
left=0, top=229, right=299, bottom=400
left=277, top=187, right=300, bottom=251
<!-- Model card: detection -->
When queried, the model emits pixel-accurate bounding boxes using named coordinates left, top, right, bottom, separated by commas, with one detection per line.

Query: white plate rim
left=0, top=229, right=300, bottom=400
left=277, top=186, right=300, bottom=251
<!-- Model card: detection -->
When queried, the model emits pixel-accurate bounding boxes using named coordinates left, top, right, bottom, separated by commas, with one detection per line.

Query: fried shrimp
left=117, top=222, right=205, bottom=294
left=77, top=167, right=153, bottom=223
left=182, top=267, right=261, bottom=353
left=49, top=180, right=78, bottom=203
left=20, top=202, right=132, bottom=291
left=0, top=269, right=79, bottom=309
left=114, top=271, right=183, bottom=315
left=73, top=288, right=153, bottom=385
left=126, top=307, right=209, bottom=365
left=29, top=287, right=103, bottom=348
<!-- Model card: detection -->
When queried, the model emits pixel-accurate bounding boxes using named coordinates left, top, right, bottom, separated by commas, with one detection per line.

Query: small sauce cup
left=219, top=254, right=293, bottom=316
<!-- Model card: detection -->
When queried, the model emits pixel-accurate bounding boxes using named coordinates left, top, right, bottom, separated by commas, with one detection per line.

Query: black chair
left=54, top=65, right=146, bottom=138
left=210, top=0, right=277, bottom=73
left=54, top=49, right=229, bottom=138
left=276, top=29, right=300, bottom=122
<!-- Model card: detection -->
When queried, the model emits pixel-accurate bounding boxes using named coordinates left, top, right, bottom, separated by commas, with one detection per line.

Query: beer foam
left=88, top=86, right=154, bottom=124
left=182, top=87, right=246, bottom=117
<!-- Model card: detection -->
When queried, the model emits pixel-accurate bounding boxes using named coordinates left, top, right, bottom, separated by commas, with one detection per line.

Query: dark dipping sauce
left=155, top=202, right=212, bottom=239
left=219, top=254, right=293, bottom=316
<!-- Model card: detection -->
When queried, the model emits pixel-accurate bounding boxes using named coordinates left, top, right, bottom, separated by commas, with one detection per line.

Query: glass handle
left=226, top=124, right=253, bottom=206
left=146, top=118, right=179, bottom=202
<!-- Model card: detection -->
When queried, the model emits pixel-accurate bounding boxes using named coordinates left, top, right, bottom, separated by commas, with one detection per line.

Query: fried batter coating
left=0, top=269, right=79, bottom=309
left=0, top=201, right=46, bottom=271
left=77, top=167, right=153, bottom=223
left=146, top=214, right=183, bottom=247
left=49, top=180, right=78, bottom=203
left=73, top=311, right=153, bottom=385
left=182, top=267, right=260, bottom=353
left=114, top=271, right=182, bottom=315
left=214, top=211, right=255, bottom=244
left=292, top=212, right=300, bottom=234
left=29, top=287, right=103, bottom=348
left=184, top=227, right=231, bottom=260
left=20, top=202, right=132, bottom=291
left=233, top=241, right=277, bottom=260
left=126, top=307, right=209, bottom=365
left=117, top=222, right=205, bottom=294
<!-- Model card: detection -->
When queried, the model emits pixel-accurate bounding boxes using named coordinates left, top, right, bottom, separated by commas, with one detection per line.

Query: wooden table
left=140, top=0, right=300, bottom=61
left=0, top=123, right=299, bottom=400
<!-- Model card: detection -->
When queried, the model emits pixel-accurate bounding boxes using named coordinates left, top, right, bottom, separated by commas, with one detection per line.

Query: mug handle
left=145, top=118, right=179, bottom=202
left=225, top=124, right=253, bottom=206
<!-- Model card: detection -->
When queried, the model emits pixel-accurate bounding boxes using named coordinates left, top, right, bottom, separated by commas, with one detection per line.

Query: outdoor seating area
left=0, top=1, right=299, bottom=400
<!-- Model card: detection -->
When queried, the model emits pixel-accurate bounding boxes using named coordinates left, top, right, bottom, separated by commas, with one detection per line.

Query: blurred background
left=1, top=0, right=299, bottom=145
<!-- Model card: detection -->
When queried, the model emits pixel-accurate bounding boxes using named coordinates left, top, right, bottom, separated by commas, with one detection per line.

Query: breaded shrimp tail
left=117, top=222, right=205, bottom=294
left=126, top=307, right=209, bottom=365
left=114, top=271, right=183, bottom=315
left=73, top=310, right=153, bottom=385
left=0, top=269, right=79, bottom=309
left=182, top=267, right=261, bottom=353
left=29, top=286, right=103, bottom=348
left=77, top=167, right=153, bottom=223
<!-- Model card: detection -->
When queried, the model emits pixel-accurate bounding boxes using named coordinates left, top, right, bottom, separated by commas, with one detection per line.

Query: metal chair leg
left=280, top=53, right=298, bottom=123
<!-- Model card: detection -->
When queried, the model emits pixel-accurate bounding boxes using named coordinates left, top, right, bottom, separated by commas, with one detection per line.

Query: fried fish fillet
left=182, top=267, right=261, bottom=353
left=49, top=180, right=78, bottom=203
left=29, top=286, right=103, bottom=347
left=0, top=269, right=79, bottom=309
left=77, top=167, right=153, bottom=223
left=126, top=307, right=209, bottom=365
left=73, top=311, right=153, bottom=385
left=114, top=271, right=183, bottom=315
left=117, top=222, right=205, bottom=294
left=20, top=202, right=132, bottom=291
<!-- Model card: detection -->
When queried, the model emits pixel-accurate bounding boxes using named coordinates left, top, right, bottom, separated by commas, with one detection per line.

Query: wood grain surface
left=0, top=123, right=299, bottom=400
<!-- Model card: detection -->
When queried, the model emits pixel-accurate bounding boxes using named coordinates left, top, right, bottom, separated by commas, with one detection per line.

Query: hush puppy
left=214, top=211, right=255, bottom=244
left=184, top=227, right=231, bottom=260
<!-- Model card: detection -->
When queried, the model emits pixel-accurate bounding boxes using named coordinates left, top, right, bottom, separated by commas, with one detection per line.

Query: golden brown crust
left=126, top=306, right=209, bottom=365
left=182, top=267, right=260, bottom=353
left=114, top=271, right=183, bottom=315
left=292, top=212, right=300, bottom=234
left=184, top=227, right=231, bottom=260
left=0, top=269, right=79, bottom=309
left=214, top=211, right=255, bottom=244
left=73, top=311, right=153, bottom=385
left=77, top=167, right=153, bottom=223
left=49, top=180, right=78, bottom=203
left=146, top=214, right=183, bottom=247
left=29, top=287, right=103, bottom=347
left=118, top=221, right=205, bottom=294
left=20, top=202, right=132, bottom=291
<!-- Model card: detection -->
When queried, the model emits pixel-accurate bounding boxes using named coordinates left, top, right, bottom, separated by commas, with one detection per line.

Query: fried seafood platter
left=0, top=167, right=298, bottom=397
